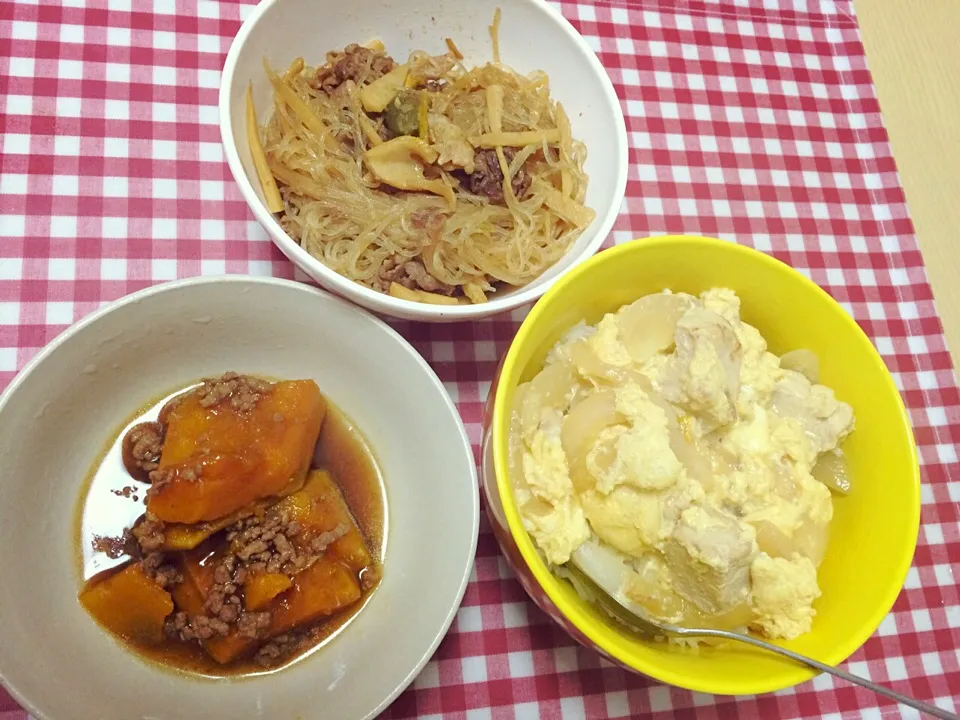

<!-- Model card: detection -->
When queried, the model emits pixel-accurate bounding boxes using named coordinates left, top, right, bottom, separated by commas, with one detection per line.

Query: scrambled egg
left=513, top=288, right=855, bottom=640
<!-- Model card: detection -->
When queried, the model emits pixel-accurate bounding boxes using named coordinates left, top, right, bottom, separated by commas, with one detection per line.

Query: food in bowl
left=77, top=372, right=385, bottom=673
left=246, top=12, right=593, bottom=306
left=509, top=288, right=855, bottom=641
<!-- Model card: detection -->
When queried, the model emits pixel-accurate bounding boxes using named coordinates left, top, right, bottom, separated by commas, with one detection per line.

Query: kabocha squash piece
left=273, top=469, right=374, bottom=573
left=161, top=502, right=267, bottom=551
left=269, top=554, right=361, bottom=635
left=79, top=563, right=174, bottom=645
left=203, top=559, right=360, bottom=664
left=147, top=378, right=326, bottom=523
left=171, top=570, right=205, bottom=615
left=178, top=543, right=362, bottom=664
left=245, top=572, right=293, bottom=611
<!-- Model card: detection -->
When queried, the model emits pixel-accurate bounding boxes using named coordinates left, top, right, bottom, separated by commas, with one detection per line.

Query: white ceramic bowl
left=220, top=0, right=628, bottom=322
left=0, top=276, right=479, bottom=720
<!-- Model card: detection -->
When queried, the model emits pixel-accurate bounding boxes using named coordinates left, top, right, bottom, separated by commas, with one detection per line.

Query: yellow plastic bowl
left=487, top=235, right=920, bottom=695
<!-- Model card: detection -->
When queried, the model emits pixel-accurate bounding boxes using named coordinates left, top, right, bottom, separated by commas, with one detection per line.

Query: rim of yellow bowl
left=492, top=234, right=920, bottom=695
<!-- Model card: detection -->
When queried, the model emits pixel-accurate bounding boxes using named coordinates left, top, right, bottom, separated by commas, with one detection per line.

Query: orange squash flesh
left=147, top=380, right=326, bottom=523
left=244, top=573, right=293, bottom=611
left=161, top=502, right=267, bottom=551
left=170, top=471, right=373, bottom=665
left=80, top=564, right=174, bottom=645
left=275, top=469, right=373, bottom=573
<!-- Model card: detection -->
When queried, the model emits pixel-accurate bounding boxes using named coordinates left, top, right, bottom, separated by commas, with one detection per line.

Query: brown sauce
left=75, top=377, right=387, bottom=677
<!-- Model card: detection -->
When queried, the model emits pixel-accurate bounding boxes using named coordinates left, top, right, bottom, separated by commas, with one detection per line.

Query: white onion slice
left=562, top=391, right=621, bottom=493
left=570, top=340, right=626, bottom=383
left=780, top=348, right=820, bottom=384
left=519, top=361, right=574, bottom=438
left=812, top=449, right=852, bottom=494
left=618, top=293, right=689, bottom=364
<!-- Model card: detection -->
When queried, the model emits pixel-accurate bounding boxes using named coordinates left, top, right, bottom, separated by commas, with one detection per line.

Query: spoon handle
left=693, top=629, right=958, bottom=719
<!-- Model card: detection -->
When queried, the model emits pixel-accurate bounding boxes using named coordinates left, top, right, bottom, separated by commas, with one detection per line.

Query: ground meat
left=378, top=257, right=454, bottom=295
left=164, top=552, right=270, bottom=643
left=463, top=148, right=531, bottom=204
left=254, top=632, right=305, bottom=667
left=164, top=611, right=224, bottom=642
left=359, top=565, right=381, bottom=592
left=377, top=120, right=397, bottom=142
left=203, top=555, right=245, bottom=624
left=227, top=510, right=309, bottom=576
left=131, top=515, right=166, bottom=553
left=164, top=611, right=190, bottom=640
left=169, top=613, right=232, bottom=641
left=237, top=611, right=272, bottom=639
left=141, top=551, right=183, bottom=589
left=313, top=44, right=396, bottom=95
left=194, top=371, right=272, bottom=412
left=122, top=422, right=164, bottom=479
left=91, top=534, right=136, bottom=559
left=309, top=524, right=349, bottom=555
left=160, top=503, right=347, bottom=655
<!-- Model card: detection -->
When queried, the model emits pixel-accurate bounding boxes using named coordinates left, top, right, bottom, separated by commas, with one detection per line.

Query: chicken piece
left=661, top=307, right=743, bottom=431
left=769, top=371, right=855, bottom=466
left=428, top=113, right=475, bottom=173
left=749, top=553, right=821, bottom=639
left=700, top=288, right=780, bottom=409
left=663, top=505, right=756, bottom=614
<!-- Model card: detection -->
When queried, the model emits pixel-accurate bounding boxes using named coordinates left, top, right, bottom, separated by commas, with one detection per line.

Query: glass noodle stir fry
left=246, top=10, right=594, bottom=305
left=511, top=289, right=855, bottom=640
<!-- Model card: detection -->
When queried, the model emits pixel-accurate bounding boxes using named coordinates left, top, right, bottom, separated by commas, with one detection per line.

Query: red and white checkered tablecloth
left=1, top=0, right=958, bottom=717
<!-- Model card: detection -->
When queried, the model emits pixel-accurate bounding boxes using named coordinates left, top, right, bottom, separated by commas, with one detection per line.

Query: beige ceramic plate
left=0, top=276, right=479, bottom=720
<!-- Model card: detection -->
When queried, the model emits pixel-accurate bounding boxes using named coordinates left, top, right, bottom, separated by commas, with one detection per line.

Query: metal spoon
left=567, top=564, right=958, bottom=720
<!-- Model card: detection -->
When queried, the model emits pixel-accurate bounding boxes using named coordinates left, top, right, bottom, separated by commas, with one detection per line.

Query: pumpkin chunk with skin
left=161, top=502, right=268, bottom=551
left=268, top=555, right=361, bottom=635
left=147, top=378, right=326, bottom=524
left=171, top=471, right=375, bottom=665
left=176, top=551, right=362, bottom=664
left=274, top=469, right=373, bottom=574
left=80, top=563, right=174, bottom=645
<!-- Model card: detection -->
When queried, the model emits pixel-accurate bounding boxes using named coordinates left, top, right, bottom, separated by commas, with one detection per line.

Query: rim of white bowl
left=218, top=0, right=629, bottom=321
left=0, top=274, right=480, bottom=720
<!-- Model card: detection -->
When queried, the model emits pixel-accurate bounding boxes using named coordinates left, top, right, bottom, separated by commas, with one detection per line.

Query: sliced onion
left=570, top=536, right=631, bottom=600
left=683, top=600, right=753, bottom=632
left=562, top=390, right=621, bottom=493
left=812, top=450, right=852, bottom=494
left=752, top=519, right=796, bottom=560
left=520, top=361, right=575, bottom=438
left=618, top=293, right=689, bottom=364
left=794, top=518, right=830, bottom=567
left=622, top=554, right=685, bottom=622
left=570, top=340, right=626, bottom=383
left=751, top=517, right=830, bottom=567
left=780, top=348, right=819, bottom=384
